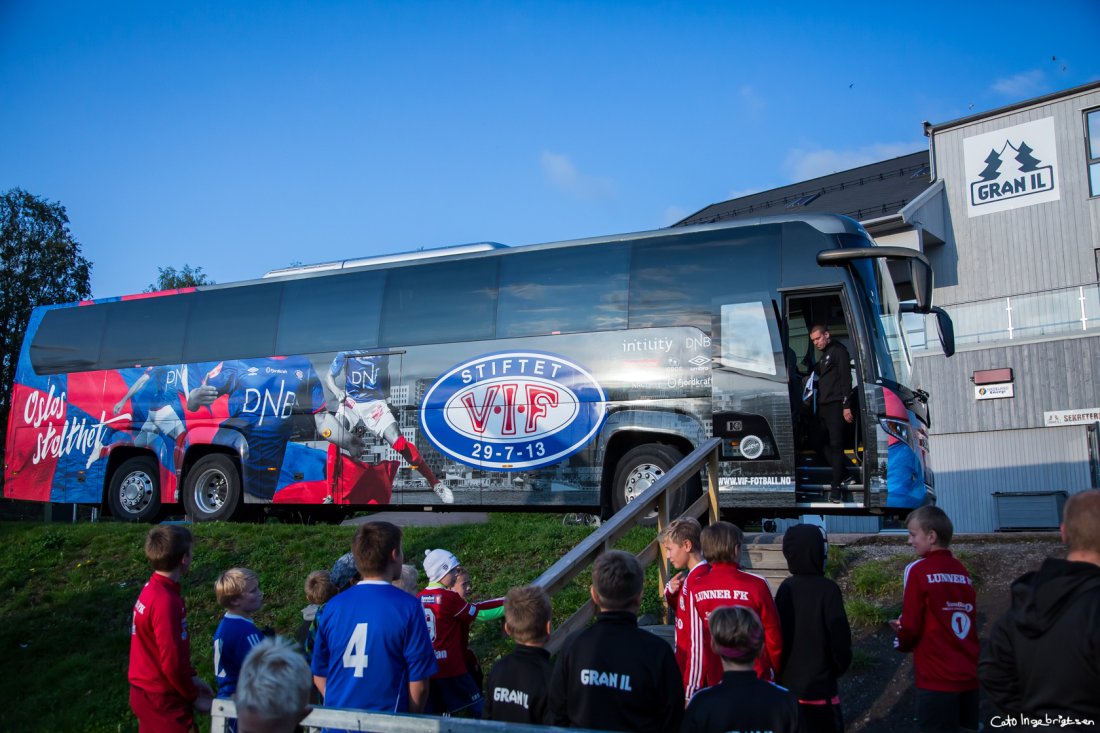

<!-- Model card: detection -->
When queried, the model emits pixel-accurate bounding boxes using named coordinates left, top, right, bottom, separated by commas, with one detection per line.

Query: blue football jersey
left=206, top=356, right=325, bottom=498
left=330, top=351, right=389, bottom=403
left=127, top=365, right=189, bottom=425
left=311, top=580, right=438, bottom=712
left=213, top=614, right=264, bottom=698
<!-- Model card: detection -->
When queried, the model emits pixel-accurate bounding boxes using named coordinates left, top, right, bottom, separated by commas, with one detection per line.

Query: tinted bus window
left=30, top=305, right=107, bottom=374
left=629, top=229, right=778, bottom=331
left=497, top=246, right=628, bottom=337
left=381, top=259, right=498, bottom=346
left=183, top=283, right=283, bottom=362
left=277, top=270, right=383, bottom=354
left=99, top=295, right=191, bottom=369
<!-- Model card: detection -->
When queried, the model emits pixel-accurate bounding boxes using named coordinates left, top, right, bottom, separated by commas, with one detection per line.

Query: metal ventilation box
left=993, top=491, right=1067, bottom=531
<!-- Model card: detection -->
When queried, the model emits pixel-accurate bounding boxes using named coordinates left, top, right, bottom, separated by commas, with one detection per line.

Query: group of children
left=127, top=503, right=980, bottom=733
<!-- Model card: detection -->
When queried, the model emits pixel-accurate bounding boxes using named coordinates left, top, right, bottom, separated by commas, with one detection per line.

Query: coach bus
left=4, top=214, right=953, bottom=522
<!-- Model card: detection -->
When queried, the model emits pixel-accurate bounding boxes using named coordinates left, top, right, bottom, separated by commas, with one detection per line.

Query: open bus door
left=784, top=291, right=866, bottom=508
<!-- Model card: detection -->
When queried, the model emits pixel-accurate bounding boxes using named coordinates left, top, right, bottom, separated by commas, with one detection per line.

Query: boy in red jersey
left=691, top=521, right=783, bottom=688
left=418, top=548, right=503, bottom=717
left=660, top=517, right=710, bottom=702
left=889, top=505, right=979, bottom=733
left=128, top=524, right=214, bottom=732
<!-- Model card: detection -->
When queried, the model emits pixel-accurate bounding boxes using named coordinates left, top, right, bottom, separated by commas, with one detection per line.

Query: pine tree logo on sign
left=964, top=117, right=1060, bottom=217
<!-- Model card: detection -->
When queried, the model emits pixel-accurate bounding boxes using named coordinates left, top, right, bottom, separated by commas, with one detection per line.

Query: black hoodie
left=774, top=524, right=852, bottom=700
left=979, top=557, right=1100, bottom=726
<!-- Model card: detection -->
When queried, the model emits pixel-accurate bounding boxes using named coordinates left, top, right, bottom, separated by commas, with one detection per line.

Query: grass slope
left=0, top=515, right=663, bottom=732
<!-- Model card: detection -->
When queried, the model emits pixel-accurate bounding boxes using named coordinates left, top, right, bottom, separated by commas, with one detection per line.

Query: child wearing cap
left=418, top=548, right=504, bottom=717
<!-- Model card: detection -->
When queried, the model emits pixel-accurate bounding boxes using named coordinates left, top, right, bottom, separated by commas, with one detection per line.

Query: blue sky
left=2, top=1, right=1097, bottom=299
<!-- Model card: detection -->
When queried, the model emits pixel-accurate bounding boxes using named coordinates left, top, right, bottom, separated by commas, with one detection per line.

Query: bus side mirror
left=900, top=303, right=955, bottom=357
left=931, top=306, right=955, bottom=357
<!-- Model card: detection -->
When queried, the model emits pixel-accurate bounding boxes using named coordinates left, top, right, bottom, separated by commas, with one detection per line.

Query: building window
left=1087, top=108, right=1100, bottom=197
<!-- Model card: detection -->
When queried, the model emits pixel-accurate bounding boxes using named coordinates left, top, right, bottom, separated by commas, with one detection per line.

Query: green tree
left=0, top=188, right=92, bottom=467
left=146, top=263, right=215, bottom=292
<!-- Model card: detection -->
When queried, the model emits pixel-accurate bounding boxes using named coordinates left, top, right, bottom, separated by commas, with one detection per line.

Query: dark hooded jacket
left=979, top=557, right=1100, bottom=725
left=774, top=524, right=852, bottom=700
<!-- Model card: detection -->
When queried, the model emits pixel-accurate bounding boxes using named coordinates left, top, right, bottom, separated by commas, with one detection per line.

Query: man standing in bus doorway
left=809, top=325, right=854, bottom=504
left=323, top=351, right=454, bottom=504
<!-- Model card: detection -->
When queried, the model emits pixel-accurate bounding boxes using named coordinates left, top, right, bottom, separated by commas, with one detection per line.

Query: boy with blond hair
left=690, top=521, right=783, bottom=687
left=235, top=637, right=313, bottom=733
left=128, top=524, right=214, bottom=732
left=890, top=505, right=978, bottom=733
left=213, top=567, right=266, bottom=701
left=484, top=585, right=554, bottom=724
left=660, top=516, right=710, bottom=701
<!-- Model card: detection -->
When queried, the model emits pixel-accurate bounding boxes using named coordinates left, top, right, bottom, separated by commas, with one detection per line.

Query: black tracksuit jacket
left=681, top=670, right=799, bottom=733
left=979, top=557, right=1100, bottom=728
left=549, top=610, right=683, bottom=733
left=482, top=644, right=552, bottom=724
left=815, top=340, right=851, bottom=407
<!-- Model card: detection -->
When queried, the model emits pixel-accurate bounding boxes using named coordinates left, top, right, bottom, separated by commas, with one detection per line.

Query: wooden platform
left=739, top=532, right=789, bottom=596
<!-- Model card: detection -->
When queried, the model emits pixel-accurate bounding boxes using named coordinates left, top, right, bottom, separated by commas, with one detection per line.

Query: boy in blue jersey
left=324, top=351, right=454, bottom=504
left=310, top=521, right=438, bottom=714
left=187, top=357, right=329, bottom=500
left=213, top=568, right=266, bottom=701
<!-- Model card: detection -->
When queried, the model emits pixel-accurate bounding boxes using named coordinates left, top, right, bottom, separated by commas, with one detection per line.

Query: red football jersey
left=418, top=584, right=503, bottom=678
left=690, top=562, right=783, bottom=687
left=664, top=561, right=711, bottom=699
left=894, top=549, right=979, bottom=692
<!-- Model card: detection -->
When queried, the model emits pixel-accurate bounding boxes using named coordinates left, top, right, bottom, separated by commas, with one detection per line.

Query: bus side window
left=497, top=246, right=628, bottom=337
left=277, top=270, right=383, bottom=354
left=380, top=259, right=498, bottom=346
left=720, top=301, right=780, bottom=375
left=183, top=282, right=282, bottom=363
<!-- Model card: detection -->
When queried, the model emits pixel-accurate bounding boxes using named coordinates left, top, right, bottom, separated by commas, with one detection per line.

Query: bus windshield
left=849, top=256, right=914, bottom=390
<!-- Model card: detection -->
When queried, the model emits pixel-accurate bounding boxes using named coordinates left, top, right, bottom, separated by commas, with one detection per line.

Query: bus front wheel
left=107, top=456, right=162, bottom=522
left=611, top=444, right=696, bottom=525
left=183, top=455, right=241, bottom=522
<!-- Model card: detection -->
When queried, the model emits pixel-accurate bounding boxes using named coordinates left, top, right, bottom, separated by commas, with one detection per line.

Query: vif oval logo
left=420, top=351, right=607, bottom=471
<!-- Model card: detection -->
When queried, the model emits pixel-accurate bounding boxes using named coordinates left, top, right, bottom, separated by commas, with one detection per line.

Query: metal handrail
left=211, top=699, right=608, bottom=732
left=535, top=437, right=722, bottom=653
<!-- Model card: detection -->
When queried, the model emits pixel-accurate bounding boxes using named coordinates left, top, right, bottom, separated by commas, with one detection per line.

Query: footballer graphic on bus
left=420, top=351, right=607, bottom=471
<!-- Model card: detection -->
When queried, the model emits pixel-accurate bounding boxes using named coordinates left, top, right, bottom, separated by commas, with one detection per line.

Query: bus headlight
left=879, top=417, right=911, bottom=445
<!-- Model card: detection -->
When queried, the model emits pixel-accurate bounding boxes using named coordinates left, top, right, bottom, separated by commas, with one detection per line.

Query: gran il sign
left=964, top=117, right=1060, bottom=218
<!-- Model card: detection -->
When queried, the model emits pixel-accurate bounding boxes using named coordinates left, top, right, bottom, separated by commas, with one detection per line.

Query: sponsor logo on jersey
left=421, top=351, right=607, bottom=471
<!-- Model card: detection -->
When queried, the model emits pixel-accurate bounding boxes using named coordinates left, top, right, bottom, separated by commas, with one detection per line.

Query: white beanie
left=423, top=548, right=461, bottom=584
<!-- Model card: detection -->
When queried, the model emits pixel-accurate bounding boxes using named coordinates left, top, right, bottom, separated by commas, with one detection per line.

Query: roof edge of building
left=923, top=79, right=1100, bottom=136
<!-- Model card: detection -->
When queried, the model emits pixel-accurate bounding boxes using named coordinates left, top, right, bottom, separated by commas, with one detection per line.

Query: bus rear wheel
left=107, top=456, right=162, bottom=522
left=183, top=455, right=241, bottom=522
left=611, top=444, right=698, bottom=526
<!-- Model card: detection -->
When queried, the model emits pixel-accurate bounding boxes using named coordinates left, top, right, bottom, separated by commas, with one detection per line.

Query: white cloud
left=727, top=187, right=762, bottom=200
left=783, top=143, right=921, bottom=181
left=661, top=205, right=688, bottom=226
left=739, top=85, right=765, bottom=114
left=991, top=70, right=1046, bottom=98
left=540, top=151, right=616, bottom=200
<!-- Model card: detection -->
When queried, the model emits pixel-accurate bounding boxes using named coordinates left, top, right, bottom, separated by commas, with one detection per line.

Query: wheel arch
left=101, top=446, right=160, bottom=517
left=596, top=409, right=704, bottom=517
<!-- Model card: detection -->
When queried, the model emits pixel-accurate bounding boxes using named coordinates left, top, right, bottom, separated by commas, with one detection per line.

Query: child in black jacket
left=682, top=605, right=799, bottom=733
left=483, top=585, right=553, bottom=724
left=775, top=523, right=852, bottom=733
